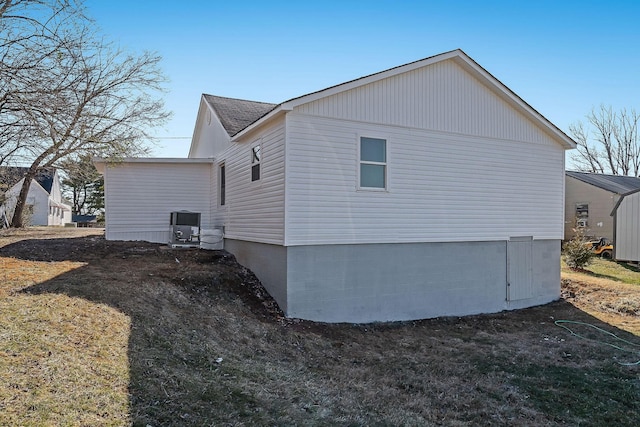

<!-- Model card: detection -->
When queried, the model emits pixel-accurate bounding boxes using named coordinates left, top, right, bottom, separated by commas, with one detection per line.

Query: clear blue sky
left=84, top=0, right=640, bottom=160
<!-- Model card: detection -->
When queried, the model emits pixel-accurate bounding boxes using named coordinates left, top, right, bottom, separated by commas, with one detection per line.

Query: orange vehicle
left=586, top=237, right=613, bottom=259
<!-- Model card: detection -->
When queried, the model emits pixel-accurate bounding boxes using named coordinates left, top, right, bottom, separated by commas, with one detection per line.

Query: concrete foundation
left=224, top=239, right=561, bottom=323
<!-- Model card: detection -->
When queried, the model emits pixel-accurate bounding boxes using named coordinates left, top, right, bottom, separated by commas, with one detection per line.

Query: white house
left=0, top=167, right=72, bottom=227
left=96, top=49, right=576, bottom=323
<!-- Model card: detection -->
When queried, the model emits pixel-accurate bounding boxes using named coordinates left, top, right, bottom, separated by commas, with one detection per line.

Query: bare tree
left=570, top=105, right=640, bottom=176
left=1, top=0, right=170, bottom=227
left=0, top=1, right=82, bottom=166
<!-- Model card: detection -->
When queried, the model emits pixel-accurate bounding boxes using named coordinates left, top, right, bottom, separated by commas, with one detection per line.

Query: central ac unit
left=169, top=211, right=201, bottom=248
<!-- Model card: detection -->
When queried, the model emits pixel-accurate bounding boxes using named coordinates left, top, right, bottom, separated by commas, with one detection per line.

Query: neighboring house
left=564, top=171, right=640, bottom=241
left=96, top=49, right=575, bottom=323
left=0, top=167, right=72, bottom=227
left=611, top=187, right=640, bottom=262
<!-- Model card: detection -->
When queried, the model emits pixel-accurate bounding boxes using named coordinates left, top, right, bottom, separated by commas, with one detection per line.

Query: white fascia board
left=7, top=177, right=25, bottom=195
left=231, top=105, right=289, bottom=142
left=229, top=49, right=575, bottom=150
left=93, top=157, right=214, bottom=175
left=31, top=179, right=48, bottom=196
left=282, top=50, right=464, bottom=110
left=450, top=54, right=577, bottom=150
left=188, top=96, right=210, bottom=158
left=93, top=158, right=106, bottom=174
left=7, top=177, right=47, bottom=197
left=278, top=48, right=576, bottom=150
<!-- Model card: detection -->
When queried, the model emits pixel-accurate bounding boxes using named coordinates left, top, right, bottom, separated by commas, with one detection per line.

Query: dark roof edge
left=610, top=186, right=640, bottom=216
left=565, top=170, right=640, bottom=194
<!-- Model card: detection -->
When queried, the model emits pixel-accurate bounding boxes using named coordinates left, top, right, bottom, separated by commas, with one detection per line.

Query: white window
left=359, top=137, right=386, bottom=189
left=251, top=144, right=261, bottom=182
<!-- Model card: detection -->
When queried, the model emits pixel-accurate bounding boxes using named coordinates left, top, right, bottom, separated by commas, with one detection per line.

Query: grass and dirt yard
left=1, top=228, right=639, bottom=426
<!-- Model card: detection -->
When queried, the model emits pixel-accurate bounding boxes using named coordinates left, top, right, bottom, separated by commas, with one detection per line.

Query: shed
left=611, top=188, right=640, bottom=262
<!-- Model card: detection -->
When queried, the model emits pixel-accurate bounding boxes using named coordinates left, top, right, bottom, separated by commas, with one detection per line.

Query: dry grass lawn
left=1, top=227, right=639, bottom=426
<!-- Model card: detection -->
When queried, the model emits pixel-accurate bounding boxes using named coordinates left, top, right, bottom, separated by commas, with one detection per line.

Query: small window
left=576, top=203, right=589, bottom=218
left=359, top=137, right=386, bottom=189
left=219, top=163, right=226, bottom=206
left=251, top=144, right=261, bottom=182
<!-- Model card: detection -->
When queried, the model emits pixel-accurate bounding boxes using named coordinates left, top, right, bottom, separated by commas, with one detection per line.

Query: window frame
left=357, top=135, right=388, bottom=191
left=250, top=141, right=261, bottom=182
left=575, top=202, right=589, bottom=218
left=219, top=162, right=226, bottom=206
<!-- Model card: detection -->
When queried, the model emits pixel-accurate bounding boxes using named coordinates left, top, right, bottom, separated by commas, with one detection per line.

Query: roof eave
left=274, top=48, right=576, bottom=150
left=188, top=96, right=212, bottom=158
left=611, top=186, right=640, bottom=216
left=231, top=105, right=290, bottom=141
left=281, top=50, right=463, bottom=110
left=449, top=54, right=577, bottom=150
left=93, top=157, right=215, bottom=175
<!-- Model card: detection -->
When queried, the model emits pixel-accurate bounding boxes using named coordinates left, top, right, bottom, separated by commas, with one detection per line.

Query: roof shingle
left=566, top=171, right=640, bottom=194
left=203, top=95, right=277, bottom=137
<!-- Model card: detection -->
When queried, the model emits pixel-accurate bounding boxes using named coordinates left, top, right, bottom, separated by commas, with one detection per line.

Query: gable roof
left=566, top=171, right=640, bottom=194
left=0, top=167, right=56, bottom=194
left=204, top=49, right=576, bottom=149
left=203, top=95, right=277, bottom=137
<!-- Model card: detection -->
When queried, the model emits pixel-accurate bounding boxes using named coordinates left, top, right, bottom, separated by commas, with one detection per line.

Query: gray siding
left=614, top=191, right=640, bottom=262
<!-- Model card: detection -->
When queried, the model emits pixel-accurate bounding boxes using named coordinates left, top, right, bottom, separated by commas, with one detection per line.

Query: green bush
left=563, top=228, right=594, bottom=270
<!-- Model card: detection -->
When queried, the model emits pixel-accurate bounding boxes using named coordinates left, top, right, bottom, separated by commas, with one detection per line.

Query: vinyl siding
left=295, top=59, right=555, bottom=145
left=27, top=185, right=49, bottom=226
left=284, top=113, right=565, bottom=246
left=190, top=102, right=231, bottom=158
left=212, top=121, right=286, bottom=244
left=210, top=161, right=221, bottom=228
left=104, top=162, right=213, bottom=243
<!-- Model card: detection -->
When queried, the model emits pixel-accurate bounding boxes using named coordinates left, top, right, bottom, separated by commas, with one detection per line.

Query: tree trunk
left=10, top=167, right=37, bottom=228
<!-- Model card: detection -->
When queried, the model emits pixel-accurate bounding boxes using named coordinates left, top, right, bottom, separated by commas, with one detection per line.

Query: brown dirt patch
left=1, top=228, right=639, bottom=426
